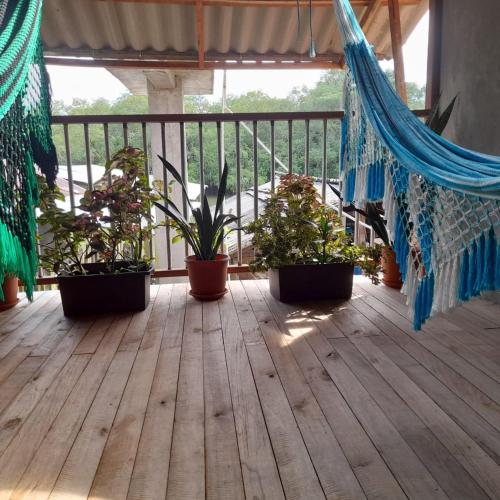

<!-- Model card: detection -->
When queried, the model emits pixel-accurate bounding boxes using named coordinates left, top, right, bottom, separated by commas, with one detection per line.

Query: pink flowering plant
left=37, top=147, right=158, bottom=275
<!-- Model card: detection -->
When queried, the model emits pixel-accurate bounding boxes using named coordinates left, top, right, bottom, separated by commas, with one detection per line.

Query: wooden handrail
left=51, top=109, right=428, bottom=125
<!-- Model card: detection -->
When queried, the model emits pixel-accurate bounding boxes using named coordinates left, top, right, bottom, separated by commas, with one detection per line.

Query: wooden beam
left=387, top=0, right=407, bottom=102
left=95, top=0, right=421, bottom=7
left=425, top=0, right=442, bottom=108
left=195, top=0, right=205, bottom=68
left=360, top=0, right=382, bottom=30
left=44, top=57, right=341, bottom=70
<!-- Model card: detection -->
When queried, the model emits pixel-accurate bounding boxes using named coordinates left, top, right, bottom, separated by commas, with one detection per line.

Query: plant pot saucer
left=0, top=298, right=19, bottom=311
left=189, top=288, right=228, bottom=301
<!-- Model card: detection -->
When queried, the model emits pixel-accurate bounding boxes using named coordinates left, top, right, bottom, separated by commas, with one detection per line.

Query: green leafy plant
left=426, top=94, right=457, bottom=135
left=246, top=174, right=381, bottom=283
left=37, top=147, right=157, bottom=275
left=153, top=157, right=239, bottom=261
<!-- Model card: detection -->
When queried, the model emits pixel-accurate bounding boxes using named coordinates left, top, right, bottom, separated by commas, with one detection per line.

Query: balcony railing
left=39, top=109, right=428, bottom=283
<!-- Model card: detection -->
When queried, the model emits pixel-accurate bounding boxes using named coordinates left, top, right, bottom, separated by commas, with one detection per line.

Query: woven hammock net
left=0, top=0, right=57, bottom=300
left=333, top=0, right=500, bottom=329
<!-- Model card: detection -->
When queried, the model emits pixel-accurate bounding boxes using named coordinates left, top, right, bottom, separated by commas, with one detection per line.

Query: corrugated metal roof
left=42, top=0, right=428, bottom=66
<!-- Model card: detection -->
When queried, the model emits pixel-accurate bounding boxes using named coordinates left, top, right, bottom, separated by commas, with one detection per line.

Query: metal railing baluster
left=160, top=122, right=172, bottom=270
left=122, top=122, right=129, bottom=146
left=63, top=124, right=75, bottom=212
left=198, top=121, right=205, bottom=201
left=253, top=121, right=258, bottom=221
left=288, top=119, right=293, bottom=174
left=235, top=121, right=242, bottom=265
left=270, top=120, right=276, bottom=192
left=83, top=123, right=93, bottom=190
left=322, top=119, right=327, bottom=202
left=180, top=122, right=189, bottom=260
left=216, top=121, right=225, bottom=254
left=305, top=119, right=310, bottom=176
left=103, top=123, right=111, bottom=186
left=142, top=122, right=154, bottom=259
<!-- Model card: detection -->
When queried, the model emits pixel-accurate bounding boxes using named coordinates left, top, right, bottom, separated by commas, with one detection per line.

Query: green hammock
left=0, top=0, right=57, bottom=300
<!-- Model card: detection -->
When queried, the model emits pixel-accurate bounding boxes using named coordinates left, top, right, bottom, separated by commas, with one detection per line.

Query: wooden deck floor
left=0, top=277, right=499, bottom=500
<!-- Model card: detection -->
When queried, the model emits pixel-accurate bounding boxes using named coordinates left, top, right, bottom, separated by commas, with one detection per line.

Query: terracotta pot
left=186, top=254, right=229, bottom=300
left=381, top=247, right=403, bottom=289
left=0, top=275, right=19, bottom=311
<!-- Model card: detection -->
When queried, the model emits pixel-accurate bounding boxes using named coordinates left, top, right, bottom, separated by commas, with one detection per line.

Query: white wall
left=439, top=0, right=500, bottom=155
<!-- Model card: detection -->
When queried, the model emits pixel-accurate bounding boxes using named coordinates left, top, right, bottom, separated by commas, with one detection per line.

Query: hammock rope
left=333, top=0, right=500, bottom=328
left=0, top=0, right=57, bottom=300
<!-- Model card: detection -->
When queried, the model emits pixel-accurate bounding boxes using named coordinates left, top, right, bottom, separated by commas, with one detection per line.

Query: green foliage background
left=51, top=70, right=425, bottom=196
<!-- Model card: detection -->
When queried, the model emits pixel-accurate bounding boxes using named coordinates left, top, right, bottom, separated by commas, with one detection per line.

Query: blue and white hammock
left=332, top=0, right=500, bottom=329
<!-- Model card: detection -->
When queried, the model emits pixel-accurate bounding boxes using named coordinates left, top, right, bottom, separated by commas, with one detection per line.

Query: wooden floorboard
left=0, top=278, right=498, bottom=499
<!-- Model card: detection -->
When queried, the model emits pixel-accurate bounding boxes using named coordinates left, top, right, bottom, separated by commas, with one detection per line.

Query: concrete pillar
left=439, top=0, right=500, bottom=155
left=106, top=68, right=214, bottom=270
left=146, top=74, right=185, bottom=269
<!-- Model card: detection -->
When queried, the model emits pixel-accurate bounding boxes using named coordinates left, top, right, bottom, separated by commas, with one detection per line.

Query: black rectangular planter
left=57, top=263, right=151, bottom=316
left=269, top=263, right=354, bottom=303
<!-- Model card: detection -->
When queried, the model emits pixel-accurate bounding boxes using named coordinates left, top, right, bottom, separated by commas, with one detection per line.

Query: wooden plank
left=119, top=285, right=161, bottom=352
left=165, top=296, right=205, bottom=500
left=0, top=291, right=56, bottom=336
left=0, top=295, right=31, bottom=329
left=256, top=284, right=406, bottom=500
left=30, top=314, right=75, bottom=357
left=0, top=355, right=90, bottom=500
left=355, top=284, right=500, bottom=404
left=388, top=0, right=407, bottom=102
left=127, top=284, right=188, bottom=500
left=370, top=334, right=500, bottom=465
left=255, top=282, right=448, bottom=499
left=0, top=317, right=95, bottom=457
left=87, top=286, right=173, bottom=500
left=11, top=314, right=135, bottom=500
left=218, top=290, right=285, bottom=500
left=331, top=337, right=489, bottom=500
left=49, top=349, right=138, bottom=500
left=462, top=298, right=500, bottom=326
left=0, top=293, right=60, bottom=359
left=317, top=300, right=383, bottom=338
left=243, top=280, right=366, bottom=500
left=360, top=281, right=500, bottom=368
left=301, top=303, right=345, bottom=339
left=49, top=287, right=163, bottom=500
left=202, top=300, right=245, bottom=500
left=351, top=335, right=500, bottom=499
left=0, top=357, right=46, bottom=415
left=229, top=281, right=326, bottom=500
left=352, top=284, right=500, bottom=432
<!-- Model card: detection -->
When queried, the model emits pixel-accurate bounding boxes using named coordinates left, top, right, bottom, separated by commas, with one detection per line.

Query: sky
left=47, top=12, right=428, bottom=104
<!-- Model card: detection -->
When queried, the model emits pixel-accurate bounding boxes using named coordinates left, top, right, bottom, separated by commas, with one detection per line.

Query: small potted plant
left=37, top=147, right=156, bottom=315
left=154, top=157, right=238, bottom=300
left=246, top=174, right=380, bottom=302
left=0, top=275, right=19, bottom=311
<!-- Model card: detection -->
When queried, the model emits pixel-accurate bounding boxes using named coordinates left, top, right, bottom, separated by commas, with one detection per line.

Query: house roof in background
left=42, top=0, right=428, bottom=70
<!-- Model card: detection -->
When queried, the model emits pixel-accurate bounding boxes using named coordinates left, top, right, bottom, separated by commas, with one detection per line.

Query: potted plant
left=154, top=158, right=238, bottom=300
left=37, top=147, right=156, bottom=315
left=246, top=174, right=381, bottom=302
left=0, top=275, right=19, bottom=311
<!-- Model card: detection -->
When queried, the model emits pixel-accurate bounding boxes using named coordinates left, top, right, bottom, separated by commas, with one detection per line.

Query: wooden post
left=196, top=0, right=205, bottom=68
left=425, top=0, right=443, bottom=108
left=388, top=0, right=407, bottom=103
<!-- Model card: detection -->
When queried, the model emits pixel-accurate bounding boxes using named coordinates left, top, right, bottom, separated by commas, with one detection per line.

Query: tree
left=51, top=70, right=425, bottom=196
